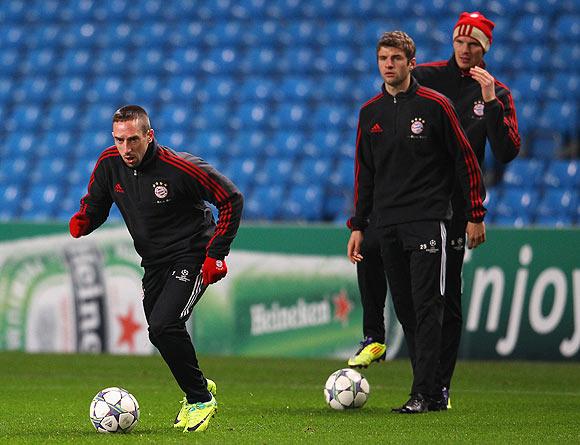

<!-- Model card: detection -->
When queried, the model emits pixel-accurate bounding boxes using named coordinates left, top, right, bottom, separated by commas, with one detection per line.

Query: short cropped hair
left=376, top=31, right=416, bottom=61
left=112, top=105, right=152, bottom=134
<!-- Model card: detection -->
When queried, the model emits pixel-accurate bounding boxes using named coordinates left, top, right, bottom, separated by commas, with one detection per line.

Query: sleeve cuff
left=346, top=217, right=368, bottom=231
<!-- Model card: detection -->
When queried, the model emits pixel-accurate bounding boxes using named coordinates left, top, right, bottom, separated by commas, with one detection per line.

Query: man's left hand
left=202, top=256, right=228, bottom=285
left=470, top=66, right=496, bottom=102
left=466, top=221, right=486, bottom=249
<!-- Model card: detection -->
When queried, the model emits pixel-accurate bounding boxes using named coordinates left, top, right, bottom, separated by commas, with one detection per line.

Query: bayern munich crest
left=153, top=181, right=169, bottom=199
left=410, top=117, right=425, bottom=135
left=473, top=100, right=485, bottom=117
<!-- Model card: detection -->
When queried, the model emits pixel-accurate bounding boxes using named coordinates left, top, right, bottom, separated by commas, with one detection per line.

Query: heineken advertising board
left=0, top=224, right=577, bottom=360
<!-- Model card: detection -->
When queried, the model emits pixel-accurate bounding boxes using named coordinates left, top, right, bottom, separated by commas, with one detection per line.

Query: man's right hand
left=69, top=212, right=91, bottom=238
left=347, top=230, right=364, bottom=264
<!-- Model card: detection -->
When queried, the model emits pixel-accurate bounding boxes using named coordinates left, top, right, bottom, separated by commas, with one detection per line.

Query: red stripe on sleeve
left=158, top=148, right=228, bottom=202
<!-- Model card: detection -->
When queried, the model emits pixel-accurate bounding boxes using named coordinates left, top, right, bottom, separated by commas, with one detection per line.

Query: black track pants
left=142, top=262, right=210, bottom=403
left=379, top=221, right=447, bottom=398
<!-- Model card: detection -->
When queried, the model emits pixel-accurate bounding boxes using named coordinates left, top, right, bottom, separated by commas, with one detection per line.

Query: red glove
left=69, top=212, right=91, bottom=238
left=202, top=257, right=227, bottom=286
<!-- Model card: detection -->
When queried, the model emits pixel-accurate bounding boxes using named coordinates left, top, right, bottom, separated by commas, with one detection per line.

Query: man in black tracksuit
left=347, top=31, right=486, bottom=413
left=69, top=105, right=243, bottom=432
left=350, top=13, right=520, bottom=408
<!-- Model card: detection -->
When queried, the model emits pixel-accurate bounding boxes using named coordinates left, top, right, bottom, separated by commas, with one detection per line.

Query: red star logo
left=333, top=290, right=353, bottom=326
left=117, top=305, right=142, bottom=352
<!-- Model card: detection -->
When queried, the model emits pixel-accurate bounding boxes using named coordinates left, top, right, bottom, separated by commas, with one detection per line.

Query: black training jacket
left=414, top=56, right=521, bottom=217
left=76, top=140, right=243, bottom=267
left=348, top=78, right=486, bottom=230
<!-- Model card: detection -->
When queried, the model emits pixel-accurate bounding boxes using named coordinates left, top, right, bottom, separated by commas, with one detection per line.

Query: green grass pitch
left=0, top=352, right=578, bottom=444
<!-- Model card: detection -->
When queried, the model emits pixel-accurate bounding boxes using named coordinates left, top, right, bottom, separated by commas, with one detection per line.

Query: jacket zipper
left=393, top=96, right=397, bottom=135
left=133, top=169, right=142, bottom=202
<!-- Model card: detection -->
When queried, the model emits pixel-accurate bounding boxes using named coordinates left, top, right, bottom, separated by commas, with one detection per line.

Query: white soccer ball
left=89, top=387, right=140, bottom=433
left=324, top=368, right=370, bottom=410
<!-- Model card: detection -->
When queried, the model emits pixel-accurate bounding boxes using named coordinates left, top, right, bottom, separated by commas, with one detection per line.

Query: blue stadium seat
left=529, top=134, right=563, bottom=160
left=20, top=183, right=61, bottom=220
left=124, top=76, right=162, bottom=104
left=275, top=103, right=309, bottom=129
left=511, top=45, right=550, bottom=73
left=546, top=73, right=579, bottom=100
left=14, top=76, right=50, bottom=103
left=244, top=185, right=284, bottom=220
left=267, top=132, right=306, bottom=159
left=277, top=77, right=315, bottom=102
left=51, top=76, right=91, bottom=103
left=254, top=158, right=293, bottom=187
left=0, top=76, right=13, bottom=102
left=483, top=186, right=500, bottom=216
left=495, top=189, right=539, bottom=218
left=203, top=21, right=244, bottom=47
left=329, top=159, right=354, bottom=189
left=202, top=48, right=241, bottom=75
left=515, top=102, right=538, bottom=135
left=234, top=102, right=270, bottom=129
left=291, top=159, right=332, bottom=186
left=510, top=74, right=545, bottom=102
left=45, top=104, right=83, bottom=130
left=511, top=15, right=550, bottom=43
left=239, top=77, right=276, bottom=102
left=493, top=214, right=532, bottom=228
left=78, top=132, right=112, bottom=160
left=534, top=214, right=573, bottom=227
left=543, top=160, right=579, bottom=188
left=2, top=134, right=37, bottom=160
left=159, top=76, right=203, bottom=103
left=168, top=47, right=203, bottom=75
left=193, top=131, right=228, bottom=160
left=502, top=159, right=546, bottom=187
left=279, top=185, right=323, bottom=221
left=241, top=47, right=278, bottom=75
left=0, top=25, right=25, bottom=49
left=232, top=130, right=267, bottom=158
left=241, top=20, right=281, bottom=46
left=165, top=22, right=204, bottom=47
left=29, top=159, right=68, bottom=185
left=315, top=21, right=359, bottom=47
left=0, top=183, right=23, bottom=220
left=8, top=105, right=41, bottom=130
left=553, top=15, right=580, bottom=41
left=202, top=76, right=237, bottom=102
left=536, top=189, right=577, bottom=218
left=323, top=192, right=351, bottom=222
left=87, top=76, right=125, bottom=103
left=38, top=131, right=73, bottom=159
left=551, top=43, right=580, bottom=70
left=539, top=102, right=577, bottom=134
left=0, top=48, right=21, bottom=75
left=221, top=158, right=257, bottom=192
left=131, top=47, right=167, bottom=75
left=156, top=104, right=194, bottom=130
left=279, top=48, right=316, bottom=73
left=313, top=104, right=356, bottom=131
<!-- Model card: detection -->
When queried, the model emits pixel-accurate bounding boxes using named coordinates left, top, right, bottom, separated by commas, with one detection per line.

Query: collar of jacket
left=448, top=54, right=487, bottom=77
left=132, top=139, right=158, bottom=171
left=381, top=76, right=419, bottom=100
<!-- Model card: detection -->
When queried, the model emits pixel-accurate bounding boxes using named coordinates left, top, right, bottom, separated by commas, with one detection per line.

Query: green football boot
left=348, top=337, right=387, bottom=368
left=173, top=378, right=217, bottom=428
left=183, top=394, right=218, bottom=432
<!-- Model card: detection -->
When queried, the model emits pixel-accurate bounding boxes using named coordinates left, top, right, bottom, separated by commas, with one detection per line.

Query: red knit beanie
left=453, top=11, right=495, bottom=52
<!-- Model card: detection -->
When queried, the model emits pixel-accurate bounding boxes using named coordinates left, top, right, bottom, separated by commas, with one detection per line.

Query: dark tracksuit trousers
left=358, top=215, right=464, bottom=393
left=142, top=261, right=211, bottom=404
left=377, top=220, right=447, bottom=398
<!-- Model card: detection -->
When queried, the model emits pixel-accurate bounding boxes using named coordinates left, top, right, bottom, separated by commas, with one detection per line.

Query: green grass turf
left=0, top=352, right=579, bottom=444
